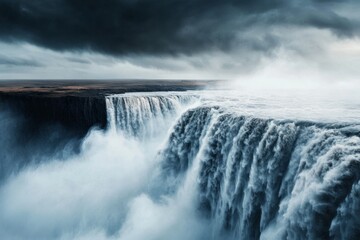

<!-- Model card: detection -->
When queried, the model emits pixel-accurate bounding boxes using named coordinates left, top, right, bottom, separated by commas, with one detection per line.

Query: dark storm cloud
left=0, top=55, right=43, bottom=67
left=0, top=0, right=358, bottom=56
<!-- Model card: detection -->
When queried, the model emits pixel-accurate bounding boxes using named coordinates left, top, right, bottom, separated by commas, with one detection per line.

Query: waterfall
left=104, top=93, right=360, bottom=239
left=105, top=93, right=198, bottom=139
left=103, top=93, right=360, bottom=239
left=1, top=91, right=359, bottom=240
left=127, top=99, right=359, bottom=240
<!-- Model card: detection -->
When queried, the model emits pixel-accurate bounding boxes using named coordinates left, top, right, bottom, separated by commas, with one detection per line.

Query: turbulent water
left=0, top=90, right=360, bottom=240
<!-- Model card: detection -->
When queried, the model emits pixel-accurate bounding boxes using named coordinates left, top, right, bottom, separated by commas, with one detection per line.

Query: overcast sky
left=0, top=0, right=359, bottom=88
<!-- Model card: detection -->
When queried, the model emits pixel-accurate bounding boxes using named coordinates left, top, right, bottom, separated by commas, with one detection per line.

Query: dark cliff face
left=0, top=94, right=108, bottom=181
left=0, top=94, right=108, bottom=135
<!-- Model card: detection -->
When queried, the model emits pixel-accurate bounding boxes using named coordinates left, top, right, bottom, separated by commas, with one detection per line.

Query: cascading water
left=1, top=90, right=359, bottom=240
left=106, top=91, right=360, bottom=240
left=159, top=104, right=360, bottom=240
left=105, top=93, right=197, bottom=138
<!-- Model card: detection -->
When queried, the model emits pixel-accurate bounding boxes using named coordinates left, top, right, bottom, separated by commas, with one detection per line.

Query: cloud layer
left=0, top=0, right=359, bottom=85
left=0, top=0, right=358, bottom=56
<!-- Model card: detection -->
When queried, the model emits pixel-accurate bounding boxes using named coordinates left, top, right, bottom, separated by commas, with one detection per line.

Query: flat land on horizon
left=0, top=80, right=220, bottom=97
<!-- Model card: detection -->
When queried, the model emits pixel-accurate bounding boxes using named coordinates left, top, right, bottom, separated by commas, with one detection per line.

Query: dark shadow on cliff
left=0, top=103, right=99, bottom=183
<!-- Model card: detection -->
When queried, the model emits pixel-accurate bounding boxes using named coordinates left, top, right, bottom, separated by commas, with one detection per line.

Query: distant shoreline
left=0, top=79, right=221, bottom=97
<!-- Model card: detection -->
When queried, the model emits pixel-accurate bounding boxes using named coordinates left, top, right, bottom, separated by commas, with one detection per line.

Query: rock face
left=0, top=94, right=107, bottom=135
left=0, top=94, right=107, bottom=181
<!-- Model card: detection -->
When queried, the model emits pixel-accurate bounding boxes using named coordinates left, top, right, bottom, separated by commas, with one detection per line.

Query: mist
left=0, top=97, right=211, bottom=240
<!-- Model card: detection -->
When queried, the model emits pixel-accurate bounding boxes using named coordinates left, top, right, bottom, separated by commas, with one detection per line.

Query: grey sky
left=0, top=0, right=359, bottom=88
